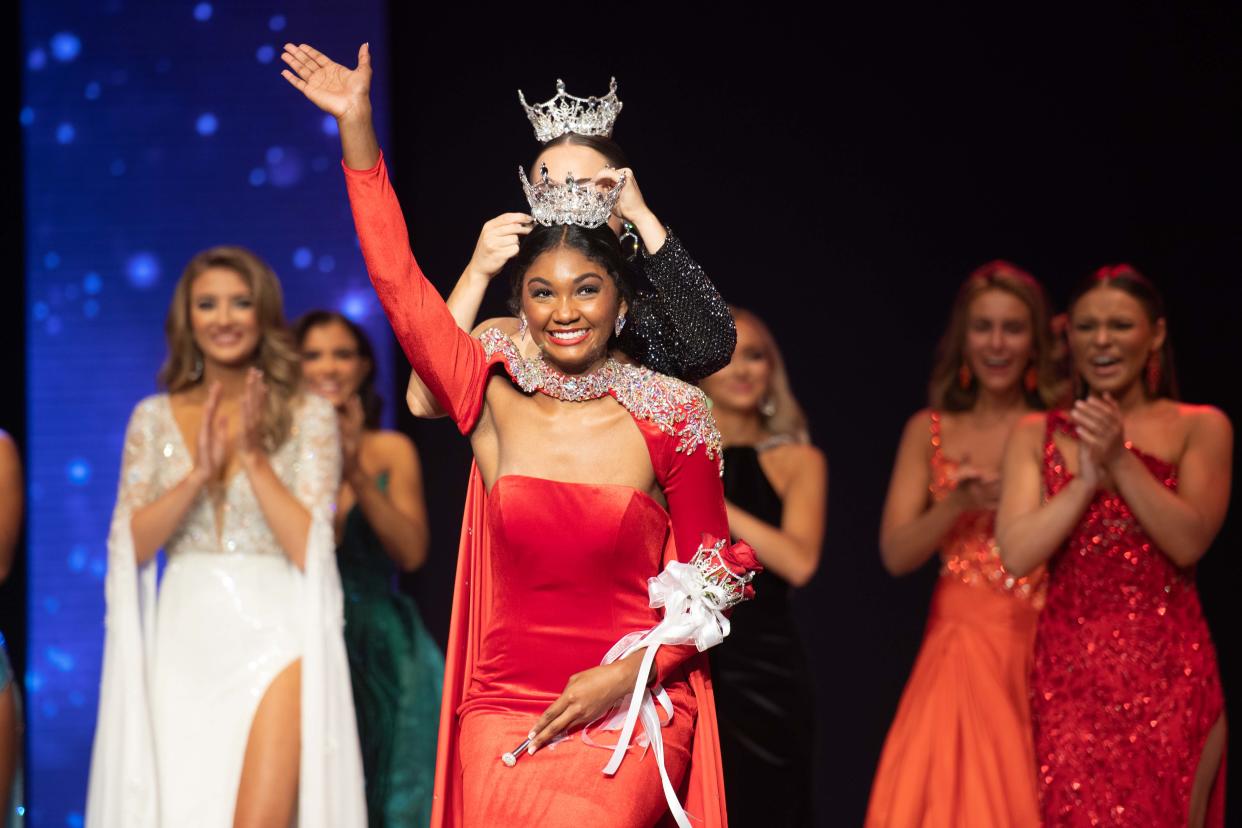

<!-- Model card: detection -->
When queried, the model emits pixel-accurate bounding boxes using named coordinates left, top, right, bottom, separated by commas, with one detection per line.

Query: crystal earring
left=614, top=314, right=627, bottom=336
left=760, top=397, right=777, bottom=418
left=518, top=314, right=529, bottom=342
left=619, top=221, right=640, bottom=260
left=190, top=353, right=204, bottom=381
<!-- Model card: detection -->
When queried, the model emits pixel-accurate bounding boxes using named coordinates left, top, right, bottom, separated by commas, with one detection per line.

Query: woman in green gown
left=296, top=311, right=443, bottom=827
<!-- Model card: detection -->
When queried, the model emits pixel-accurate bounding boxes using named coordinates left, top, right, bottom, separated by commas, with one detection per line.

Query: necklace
left=504, top=341, right=621, bottom=402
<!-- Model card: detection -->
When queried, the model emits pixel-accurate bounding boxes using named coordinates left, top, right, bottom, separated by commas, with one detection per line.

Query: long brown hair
left=158, top=246, right=301, bottom=448
left=1067, top=263, right=1179, bottom=400
left=293, top=310, right=384, bottom=429
left=730, top=306, right=810, bottom=443
left=929, top=260, right=1063, bottom=412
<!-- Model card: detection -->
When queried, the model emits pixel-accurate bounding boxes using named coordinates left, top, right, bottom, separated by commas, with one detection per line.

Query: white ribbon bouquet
left=587, top=533, right=761, bottom=828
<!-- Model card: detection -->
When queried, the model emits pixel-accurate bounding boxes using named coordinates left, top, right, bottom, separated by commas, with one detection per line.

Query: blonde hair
left=928, top=260, right=1064, bottom=412
left=730, top=306, right=810, bottom=444
left=158, top=246, right=301, bottom=448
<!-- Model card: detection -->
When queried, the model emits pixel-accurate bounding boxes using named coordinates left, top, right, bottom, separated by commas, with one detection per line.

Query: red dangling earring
left=958, top=362, right=972, bottom=390
left=1024, top=364, right=1038, bottom=394
left=1146, top=352, right=1161, bottom=396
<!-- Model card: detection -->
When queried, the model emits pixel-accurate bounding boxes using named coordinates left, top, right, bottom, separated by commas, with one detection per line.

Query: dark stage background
left=7, top=3, right=1241, bottom=826
left=385, top=5, right=1242, bottom=826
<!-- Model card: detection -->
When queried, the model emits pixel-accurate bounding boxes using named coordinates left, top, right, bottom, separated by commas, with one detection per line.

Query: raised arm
left=725, top=443, right=827, bottom=587
left=879, top=411, right=992, bottom=576
left=282, top=42, right=491, bottom=431
left=996, top=414, right=1098, bottom=577
left=405, top=213, right=531, bottom=418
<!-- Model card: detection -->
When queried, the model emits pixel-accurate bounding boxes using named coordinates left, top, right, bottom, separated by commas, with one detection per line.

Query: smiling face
left=1068, top=284, right=1166, bottom=397
left=961, top=288, right=1035, bottom=396
left=189, top=267, right=262, bottom=368
left=521, top=244, right=626, bottom=374
left=701, top=314, right=772, bottom=414
left=300, top=318, right=368, bottom=408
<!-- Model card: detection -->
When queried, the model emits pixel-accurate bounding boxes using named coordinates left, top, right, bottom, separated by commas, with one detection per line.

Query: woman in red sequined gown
left=282, top=43, right=733, bottom=827
left=998, top=266, right=1230, bottom=827
left=866, top=263, right=1061, bottom=827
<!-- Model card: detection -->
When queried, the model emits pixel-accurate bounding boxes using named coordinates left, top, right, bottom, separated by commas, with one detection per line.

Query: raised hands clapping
left=190, top=381, right=230, bottom=486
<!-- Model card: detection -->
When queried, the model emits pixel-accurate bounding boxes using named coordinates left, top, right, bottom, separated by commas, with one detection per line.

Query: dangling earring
left=1146, top=352, right=1161, bottom=396
left=614, top=314, right=627, bottom=337
left=1024, top=364, right=1038, bottom=394
left=958, top=362, right=972, bottom=390
left=620, top=221, right=640, bottom=260
left=190, top=353, right=204, bottom=381
left=517, top=314, right=528, bottom=341
left=760, top=397, right=777, bottom=418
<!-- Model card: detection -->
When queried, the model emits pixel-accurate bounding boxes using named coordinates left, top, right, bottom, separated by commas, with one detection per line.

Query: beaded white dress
left=86, top=393, right=366, bottom=828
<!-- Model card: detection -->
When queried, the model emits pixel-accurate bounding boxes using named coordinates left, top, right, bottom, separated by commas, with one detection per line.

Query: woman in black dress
left=699, top=307, right=827, bottom=826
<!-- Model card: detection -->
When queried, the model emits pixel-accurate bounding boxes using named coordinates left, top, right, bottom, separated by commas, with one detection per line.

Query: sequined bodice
left=121, top=393, right=338, bottom=557
left=929, top=411, right=1045, bottom=606
left=1031, top=410, right=1224, bottom=826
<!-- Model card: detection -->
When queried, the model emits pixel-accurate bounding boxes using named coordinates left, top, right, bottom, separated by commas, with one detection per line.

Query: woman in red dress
left=998, top=265, right=1230, bottom=827
left=866, top=262, right=1059, bottom=827
left=282, top=43, right=742, bottom=827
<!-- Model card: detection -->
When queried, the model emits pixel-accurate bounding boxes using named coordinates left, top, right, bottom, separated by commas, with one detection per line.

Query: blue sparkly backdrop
left=22, top=3, right=390, bottom=824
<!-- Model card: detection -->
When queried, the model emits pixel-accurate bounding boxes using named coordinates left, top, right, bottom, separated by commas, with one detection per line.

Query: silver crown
left=518, top=78, right=623, bottom=143
left=519, top=164, right=625, bottom=228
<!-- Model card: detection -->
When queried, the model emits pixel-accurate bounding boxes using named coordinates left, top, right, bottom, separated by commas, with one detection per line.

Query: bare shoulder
left=472, top=316, right=519, bottom=338
left=369, top=428, right=418, bottom=458
left=1178, top=402, right=1233, bottom=443
left=1011, top=411, right=1048, bottom=444
left=0, top=430, right=17, bottom=468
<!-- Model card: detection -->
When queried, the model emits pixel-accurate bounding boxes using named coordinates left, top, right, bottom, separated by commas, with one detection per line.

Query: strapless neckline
left=488, top=473, right=668, bottom=519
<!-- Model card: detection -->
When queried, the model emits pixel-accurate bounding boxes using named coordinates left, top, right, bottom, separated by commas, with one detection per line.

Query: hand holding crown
left=281, top=42, right=372, bottom=121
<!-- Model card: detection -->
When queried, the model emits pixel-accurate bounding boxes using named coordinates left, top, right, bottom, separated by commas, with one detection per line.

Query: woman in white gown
left=86, top=246, right=366, bottom=828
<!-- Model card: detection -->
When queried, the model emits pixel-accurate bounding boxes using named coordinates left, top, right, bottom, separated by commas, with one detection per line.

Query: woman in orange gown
left=866, top=262, right=1061, bottom=827
left=282, top=43, right=743, bottom=827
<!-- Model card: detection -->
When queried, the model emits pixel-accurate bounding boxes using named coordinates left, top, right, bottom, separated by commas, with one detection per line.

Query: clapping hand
left=239, top=368, right=269, bottom=464
left=1071, top=393, right=1124, bottom=489
left=339, top=395, right=365, bottom=482
left=191, top=381, right=229, bottom=486
left=950, top=455, right=1001, bottom=512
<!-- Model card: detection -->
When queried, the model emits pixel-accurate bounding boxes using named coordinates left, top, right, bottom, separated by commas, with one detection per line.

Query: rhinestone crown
left=518, top=78, right=623, bottom=143
left=519, top=163, right=625, bottom=228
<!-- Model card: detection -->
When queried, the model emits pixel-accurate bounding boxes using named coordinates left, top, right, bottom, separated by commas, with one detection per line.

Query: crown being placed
left=518, top=164, right=625, bottom=228
left=518, top=78, right=623, bottom=143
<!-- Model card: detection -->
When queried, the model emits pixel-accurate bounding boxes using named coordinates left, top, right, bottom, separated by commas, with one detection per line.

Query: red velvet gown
left=1034, top=411, right=1226, bottom=826
left=343, top=153, right=731, bottom=828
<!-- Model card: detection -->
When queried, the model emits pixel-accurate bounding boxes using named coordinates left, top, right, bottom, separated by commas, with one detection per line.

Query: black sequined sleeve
left=617, top=229, right=737, bottom=382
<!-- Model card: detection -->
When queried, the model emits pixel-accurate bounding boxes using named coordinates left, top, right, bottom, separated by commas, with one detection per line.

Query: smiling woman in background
left=866, top=261, right=1061, bottom=828
left=296, top=310, right=442, bottom=828
left=698, top=306, right=826, bottom=826
left=86, top=247, right=364, bottom=827
left=998, top=265, right=1229, bottom=827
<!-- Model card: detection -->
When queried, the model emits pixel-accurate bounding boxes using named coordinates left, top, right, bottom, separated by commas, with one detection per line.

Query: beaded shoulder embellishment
left=480, top=327, right=722, bottom=469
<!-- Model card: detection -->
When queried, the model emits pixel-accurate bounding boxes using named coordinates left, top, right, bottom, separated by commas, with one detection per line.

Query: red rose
left=714, top=536, right=761, bottom=578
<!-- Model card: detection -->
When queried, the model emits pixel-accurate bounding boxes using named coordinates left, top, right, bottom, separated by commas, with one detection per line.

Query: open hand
left=467, top=213, right=533, bottom=280
left=526, top=658, right=643, bottom=753
left=280, top=42, right=372, bottom=120
left=192, top=381, right=229, bottom=485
